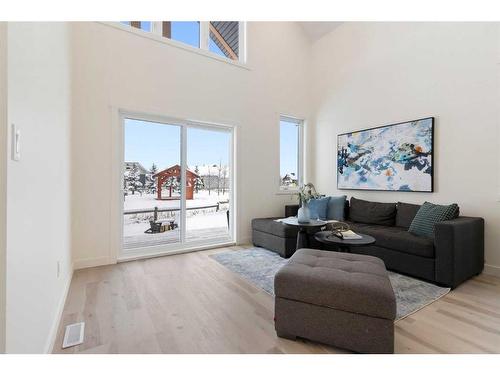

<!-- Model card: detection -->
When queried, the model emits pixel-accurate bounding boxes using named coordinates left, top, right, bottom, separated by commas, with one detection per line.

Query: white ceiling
left=298, top=22, right=343, bottom=43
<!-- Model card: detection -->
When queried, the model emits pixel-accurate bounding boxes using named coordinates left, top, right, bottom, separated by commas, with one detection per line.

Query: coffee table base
left=296, top=228, right=309, bottom=250
left=332, top=244, right=351, bottom=253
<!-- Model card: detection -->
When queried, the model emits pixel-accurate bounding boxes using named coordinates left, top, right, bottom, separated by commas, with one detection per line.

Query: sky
left=125, top=119, right=298, bottom=178
left=280, top=120, right=299, bottom=177
left=124, top=119, right=230, bottom=171
left=171, top=21, right=227, bottom=57
left=122, top=23, right=297, bottom=177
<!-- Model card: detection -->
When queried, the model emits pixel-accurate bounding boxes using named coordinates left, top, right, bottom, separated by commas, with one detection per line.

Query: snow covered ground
left=123, top=190, right=230, bottom=248
left=124, top=210, right=228, bottom=235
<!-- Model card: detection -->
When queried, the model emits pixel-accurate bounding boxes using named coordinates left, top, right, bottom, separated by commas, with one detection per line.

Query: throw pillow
left=327, top=195, right=347, bottom=221
left=408, top=201, right=460, bottom=238
left=349, top=197, right=397, bottom=226
left=307, top=197, right=330, bottom=220
left=395, top=202, right=421, bottom=229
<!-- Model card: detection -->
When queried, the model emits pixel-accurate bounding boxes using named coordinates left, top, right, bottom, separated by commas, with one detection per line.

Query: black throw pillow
left=349, top=197, right=397, bottom=226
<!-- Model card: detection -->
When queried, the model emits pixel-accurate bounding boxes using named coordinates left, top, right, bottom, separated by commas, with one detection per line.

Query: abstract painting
left=337, top=117, right=434, bottom=192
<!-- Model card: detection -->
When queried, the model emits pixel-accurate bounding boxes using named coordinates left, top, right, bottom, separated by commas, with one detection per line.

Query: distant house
left=281, top=173, right=297, bottom=187
left=124, top=161, right=149, bottom=186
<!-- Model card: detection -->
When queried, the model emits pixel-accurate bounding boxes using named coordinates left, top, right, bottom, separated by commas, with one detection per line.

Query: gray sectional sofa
left=252, top=198, right=484, bottom=289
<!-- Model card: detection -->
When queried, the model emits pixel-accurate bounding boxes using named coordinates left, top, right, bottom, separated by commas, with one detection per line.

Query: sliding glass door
left=121, top=114, right=234, bottom=256
left=186, top=126, right=232, bottom=242
left=123, top=119, right=182, bottom=250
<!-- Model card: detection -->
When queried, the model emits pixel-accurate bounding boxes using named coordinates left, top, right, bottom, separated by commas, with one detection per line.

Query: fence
left=123, top=201, right=229, bottom=217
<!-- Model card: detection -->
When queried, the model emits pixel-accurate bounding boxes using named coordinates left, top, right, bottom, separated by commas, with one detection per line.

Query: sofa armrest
left=434, top=216, right=484, bottom=288
left=285, top=204, right=300, bottom=217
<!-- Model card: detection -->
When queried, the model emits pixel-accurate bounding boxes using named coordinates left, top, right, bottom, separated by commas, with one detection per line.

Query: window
left=121, top=21, right=152, bottom=32
left=280, top=116, right=304, bottom=191
left=169, top=22, right=200, bottom=48
left=118, top=21, right=244, bottom=62
left=209, top=22, right=239, bottom=60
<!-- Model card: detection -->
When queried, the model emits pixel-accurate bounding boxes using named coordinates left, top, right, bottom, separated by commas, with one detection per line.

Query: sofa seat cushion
left=346, top=222, right=435, bottom=258
left=251, top=218, right=300, bottom=238
left=275, top=249, right=396, bottom=320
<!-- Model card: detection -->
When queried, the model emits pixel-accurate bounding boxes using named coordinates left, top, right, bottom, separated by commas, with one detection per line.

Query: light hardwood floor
left=53, top=245, right=500, bottom=354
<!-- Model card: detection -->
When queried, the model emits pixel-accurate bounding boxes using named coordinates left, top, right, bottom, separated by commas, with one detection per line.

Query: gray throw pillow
left=408, top=201, right=459, bottom=238
left=396, top=202, right=421, bottom=229
left=349, top=197, right=397, bottom=226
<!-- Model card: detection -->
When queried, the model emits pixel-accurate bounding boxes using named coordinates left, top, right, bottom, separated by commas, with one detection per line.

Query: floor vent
left=62, top=322, right=85, bottom=349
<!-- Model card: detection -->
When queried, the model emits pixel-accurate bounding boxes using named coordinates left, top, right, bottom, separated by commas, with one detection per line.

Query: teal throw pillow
left=408, top=201, right=459, bottom=238
left=327, top=195, right=347, bottom=221
left=307, top=197, right=330, bottom=220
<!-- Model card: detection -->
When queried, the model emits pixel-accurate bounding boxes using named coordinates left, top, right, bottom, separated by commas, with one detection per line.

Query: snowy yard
left=123, top=190, right=231, bottom=249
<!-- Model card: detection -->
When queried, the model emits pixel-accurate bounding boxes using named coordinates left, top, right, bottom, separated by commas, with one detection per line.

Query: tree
left=194, top=165, right=204, bottom=193
left=207, top=164, right=213, bottom=195
left=149, top=163, right=158, bottom=175
left=145, top=163, right=158, bottom=194
left=164, top=176, right=180, bottom=197
left=217, top=160, right=223, bottom=196
left=221, top=165, right=228, bottom=195
left=125, top=164, right=143, bottom=195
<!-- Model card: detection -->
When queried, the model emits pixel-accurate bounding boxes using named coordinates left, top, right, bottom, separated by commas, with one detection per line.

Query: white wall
left=310, top=22, right=500, bottom=274
left=71, top=22, right=312, bottom=268
left=0, top=22, right=7, bottom=353
left=6, top=22, right=72, bottom=353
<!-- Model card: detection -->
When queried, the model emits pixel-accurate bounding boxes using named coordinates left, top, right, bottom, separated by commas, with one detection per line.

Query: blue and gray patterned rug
left=210, top=247, right=450, bottom=321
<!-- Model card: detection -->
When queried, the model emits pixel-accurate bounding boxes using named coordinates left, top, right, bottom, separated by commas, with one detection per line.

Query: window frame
left=279, top=115, right=304, bottom=193
left=116, top=21, right=246, bottom=64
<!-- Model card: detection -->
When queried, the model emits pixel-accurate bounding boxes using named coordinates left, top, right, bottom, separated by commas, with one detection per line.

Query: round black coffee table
left=281, top=217, right=327, bottom=250
left=314, top=231, right=376, bottom=253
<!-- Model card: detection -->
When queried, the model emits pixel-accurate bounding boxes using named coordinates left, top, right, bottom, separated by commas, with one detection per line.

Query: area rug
left=210, top=247, right=450, bottom=321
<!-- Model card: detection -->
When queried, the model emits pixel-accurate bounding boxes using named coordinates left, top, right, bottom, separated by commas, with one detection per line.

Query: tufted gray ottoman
left=274, top=248, right=396, bottom=353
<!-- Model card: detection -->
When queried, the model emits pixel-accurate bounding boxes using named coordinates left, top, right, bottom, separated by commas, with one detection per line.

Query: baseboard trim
left=238, top=236, right=251, bottom=245
left=118, top=242, right=237, bottom=263
left=73, top=256, right=116, bottom=270
left=484, top=263, right=500, bottom=278
left=44, top=267, right=74, bottom=354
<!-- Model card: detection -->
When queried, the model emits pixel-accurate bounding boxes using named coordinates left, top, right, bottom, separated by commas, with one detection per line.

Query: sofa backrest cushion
left=396, top=202, right=421, bottom=228
left=308, top=197, right=330, bottom=220
left=327, top=195, right=347, bottom=221
left=348, top=197, right=397, bottom=226
left=408, top=201, right=460, bottom=238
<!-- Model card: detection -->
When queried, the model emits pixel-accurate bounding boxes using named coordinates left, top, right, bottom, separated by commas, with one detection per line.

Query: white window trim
left=101, top=22, right=247, bottom=67
left=278, top=115, right=305, bottom=194
left=199, top=22, right=209, bottom=51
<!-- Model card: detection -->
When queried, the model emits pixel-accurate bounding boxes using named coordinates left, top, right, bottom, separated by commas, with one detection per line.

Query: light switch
left=11, top=123, right=20, bottom=161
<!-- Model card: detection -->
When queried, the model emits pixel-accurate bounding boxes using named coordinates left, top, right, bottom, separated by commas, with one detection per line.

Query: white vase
left=297, top=203, right=311, bottom=224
